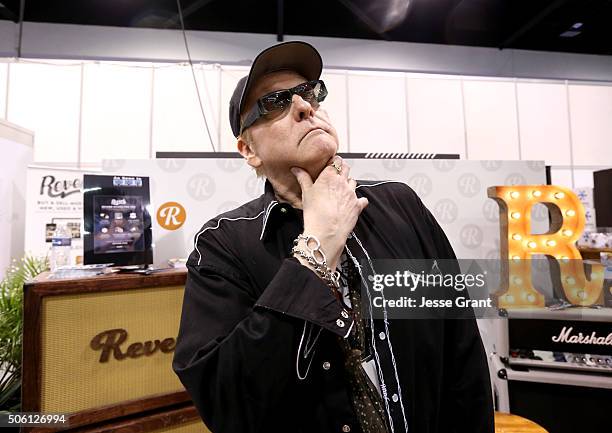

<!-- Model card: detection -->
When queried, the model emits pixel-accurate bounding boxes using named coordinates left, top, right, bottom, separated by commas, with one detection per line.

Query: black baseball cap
left=229, top=41, right=323, bottom=138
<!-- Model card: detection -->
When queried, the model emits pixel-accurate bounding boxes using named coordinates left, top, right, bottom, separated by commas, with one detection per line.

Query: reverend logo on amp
left=156, top=201, right=186, bottom=230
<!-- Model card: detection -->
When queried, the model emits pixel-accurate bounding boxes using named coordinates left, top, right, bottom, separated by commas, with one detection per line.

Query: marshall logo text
left=551, top=326, right=612, bottom=346
left=90, top=328, right=176, bottom=363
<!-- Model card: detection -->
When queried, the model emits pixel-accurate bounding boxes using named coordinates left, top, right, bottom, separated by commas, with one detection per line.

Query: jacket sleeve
left=172, top=228, right=353, bottom=433
left=420, top=200, right=495, bottom=433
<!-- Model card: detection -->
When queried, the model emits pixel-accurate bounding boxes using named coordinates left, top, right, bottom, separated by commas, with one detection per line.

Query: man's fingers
left=341, top=160, right=351, bottom=180
left=348, top=178, right=357, bottom=190
left=357, top=197, right=369, bottom=211
left=329, top=155, right=344, bottom=176
left=291, top=167, right=313, bottom=190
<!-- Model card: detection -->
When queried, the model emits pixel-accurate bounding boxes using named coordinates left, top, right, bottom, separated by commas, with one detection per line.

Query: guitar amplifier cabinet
left=491, top=308, right=612, bottom=433
left=22, top=269, right=198, bottom=432
left=71, top=404, right=208, bottom=433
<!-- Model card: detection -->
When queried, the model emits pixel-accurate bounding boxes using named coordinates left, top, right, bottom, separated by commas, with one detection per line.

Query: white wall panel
left=0, top=62, right=7, bottom=119
left=219, top=66, right=249, bottom=152
left=406, top=76, right=465, bottom=156
left=548, top=167, right=605, bottom=189
left=573, top=169, right=596, bottom=188
left=517, top=82, right=571, bottom=165
left=347, top=72, right=407, bottom=153
left=80, top=63, right=151, bottom=163
left=1, top=55, right=611, bottom=173
left=152, top=64, right=216, bottom=154
left=463, top=80, right=520, bottom=160
left=320, top=71, right=348, bottom=152
left=568, top=84, right=612, bottom=166
left=202, top=65, right=221, bottom=150
left=550, top=168, right=574, bottom=189
left=7, top=62, right=80, bottom=163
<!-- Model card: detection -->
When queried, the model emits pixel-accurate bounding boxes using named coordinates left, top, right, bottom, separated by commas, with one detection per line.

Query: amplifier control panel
left=508, top=349, right=612, bottom=373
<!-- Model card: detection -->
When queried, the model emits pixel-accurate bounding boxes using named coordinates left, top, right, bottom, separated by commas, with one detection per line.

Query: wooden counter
left=578, top=246, right=612, bottom=260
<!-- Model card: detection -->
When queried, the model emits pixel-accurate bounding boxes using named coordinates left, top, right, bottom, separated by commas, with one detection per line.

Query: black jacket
left=172, top=179, right=494, bottom=433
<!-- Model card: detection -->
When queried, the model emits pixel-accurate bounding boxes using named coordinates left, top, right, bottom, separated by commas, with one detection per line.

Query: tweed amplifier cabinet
left=22, top=269, right=195, bottom=432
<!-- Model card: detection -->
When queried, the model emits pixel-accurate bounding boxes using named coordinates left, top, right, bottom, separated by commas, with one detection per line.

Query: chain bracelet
left=294, top=234, right=327, bottom=266
left=292, top=245, right=340, bottom=290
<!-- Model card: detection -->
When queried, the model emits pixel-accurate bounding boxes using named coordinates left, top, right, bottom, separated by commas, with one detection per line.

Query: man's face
left=239, top=70, right=339, bottom=179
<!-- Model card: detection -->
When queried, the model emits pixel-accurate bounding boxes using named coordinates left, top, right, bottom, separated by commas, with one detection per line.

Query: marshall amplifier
left=492, top=309, right=612, bottom=433
left=506, top=309, right=612, bottom=373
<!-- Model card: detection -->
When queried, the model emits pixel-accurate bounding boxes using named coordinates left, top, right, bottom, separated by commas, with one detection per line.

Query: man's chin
left=305, top=140, right=337, bottom=166
left=290, top=139, right=338, bottom=179
left=324, top=153, right=337, bottom=165
left=305, top=154, right=337, bottom=180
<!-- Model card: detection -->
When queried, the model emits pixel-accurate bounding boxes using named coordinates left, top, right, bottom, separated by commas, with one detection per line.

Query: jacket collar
left=259, top=180, right=280, bottom=241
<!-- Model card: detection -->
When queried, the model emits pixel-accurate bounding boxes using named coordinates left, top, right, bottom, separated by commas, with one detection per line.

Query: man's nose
left=290, top=94, right=315, bottom=122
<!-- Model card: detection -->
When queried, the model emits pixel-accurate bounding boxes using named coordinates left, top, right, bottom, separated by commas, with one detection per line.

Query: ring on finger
left=331, top=161, right=342, bottom=175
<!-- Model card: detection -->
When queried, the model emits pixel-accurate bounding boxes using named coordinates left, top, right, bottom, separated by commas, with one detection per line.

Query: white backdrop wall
left=1, top=57, right=611, bottom=188
left=99, top=158, right=547, bottom=267
left=0, top=120, right=33, bottom=278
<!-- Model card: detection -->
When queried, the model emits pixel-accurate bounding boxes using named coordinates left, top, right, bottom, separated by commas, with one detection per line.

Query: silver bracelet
left=292, top=234, right=340, bottom=289
left=292, top=246, right=341, bottom=290
left=295, top=233, right=326, bottom=266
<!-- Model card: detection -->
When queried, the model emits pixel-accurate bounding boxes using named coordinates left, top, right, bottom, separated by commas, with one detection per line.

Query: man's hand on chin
left=291, top=156, right=368, bottom=270
left=301, top=153, right=339, bottom=181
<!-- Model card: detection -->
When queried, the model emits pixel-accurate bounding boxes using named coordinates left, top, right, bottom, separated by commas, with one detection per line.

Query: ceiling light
left=560, top=30, right=581, bottom=38
left=560, top=22, right=584, bottom=38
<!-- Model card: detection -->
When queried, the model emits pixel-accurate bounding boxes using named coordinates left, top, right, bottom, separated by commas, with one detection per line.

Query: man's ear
left=237, top=136, right=262, bottom=170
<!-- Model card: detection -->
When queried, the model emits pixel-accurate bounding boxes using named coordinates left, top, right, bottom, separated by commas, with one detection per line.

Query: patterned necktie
left=337, top=255, right=391, bottom=433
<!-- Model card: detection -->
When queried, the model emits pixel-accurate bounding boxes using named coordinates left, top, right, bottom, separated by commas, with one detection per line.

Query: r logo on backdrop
left=157, top=202, right=187, bottom=231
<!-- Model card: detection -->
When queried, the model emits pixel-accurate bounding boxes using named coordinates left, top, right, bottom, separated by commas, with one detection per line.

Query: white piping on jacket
left=194, top=199, right=280, bottom=266
left=343, top=319, right=355, bottom=339
left=194, top=211, right=266, bottom=266
left=353, top=179, right=412, bottom=432
left=344, top=243, right=397, bottom=433
left=352, top=231, right=409, bottom=433
left=259, top=200, right=279, bottom=240
left=356, top=180, right=405, bottom=190
left=296, top=321, right=322, bottom=380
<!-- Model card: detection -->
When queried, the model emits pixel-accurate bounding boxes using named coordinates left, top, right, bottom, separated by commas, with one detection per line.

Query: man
left=172, top=41, right=494, bottom=433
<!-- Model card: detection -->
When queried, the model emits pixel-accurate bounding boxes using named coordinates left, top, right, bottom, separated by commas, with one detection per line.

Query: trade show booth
left=13, top=156, right=612, bottom=433
left=2, top=4, right=612, bottom=431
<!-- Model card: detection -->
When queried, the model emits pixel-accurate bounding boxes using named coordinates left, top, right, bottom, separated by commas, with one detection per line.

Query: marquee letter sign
left=488, top=185, right=604, bottom=308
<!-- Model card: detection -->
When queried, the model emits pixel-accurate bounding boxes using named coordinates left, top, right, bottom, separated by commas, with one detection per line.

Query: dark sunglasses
left=240, top=80, right=328, bottom=135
